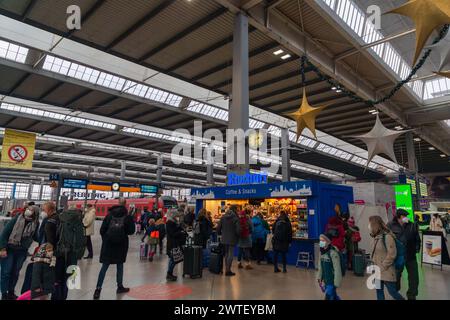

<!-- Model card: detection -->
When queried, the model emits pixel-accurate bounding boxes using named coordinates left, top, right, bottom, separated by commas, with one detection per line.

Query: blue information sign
left=63, top=179, right=88, bottom=189
left=140, top=185, right=158, bottom=194
left=49, top=173, right=60, bottom=181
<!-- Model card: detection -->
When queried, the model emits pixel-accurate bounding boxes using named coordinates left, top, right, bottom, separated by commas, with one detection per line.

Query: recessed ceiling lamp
left=429, top=147, right=435, bottom=151
left=369, top=109, right=379, bottom=115
left=440, top=154, right=446, bottom=158
left=395, top=126, right=403, bottom=130
left=281, top=54, right=291, bottom=60
left=273, top=49, right=284, bottom=56
left=413, top=138, right=421, bottom=142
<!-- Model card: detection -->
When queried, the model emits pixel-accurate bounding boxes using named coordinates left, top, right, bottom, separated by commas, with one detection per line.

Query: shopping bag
left=265, top=233, right=273, bottom=251
left=171, top=246, right=184, bottom=264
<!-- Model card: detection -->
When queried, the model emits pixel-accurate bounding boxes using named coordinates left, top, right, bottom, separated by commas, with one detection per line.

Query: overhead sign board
left=140, top=185, right=158, bottom=194
left=63, top=179, right=88, bottom=189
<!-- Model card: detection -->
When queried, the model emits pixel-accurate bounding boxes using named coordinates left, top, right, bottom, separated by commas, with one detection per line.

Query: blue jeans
left=376, top=281, right=405, bottom=300
left=0, top=248, right=28, bottom=295
left=96, top=263, right=124, bottom=289
left=168, top=257, right=176, bottom=275
left=325, top=285, right=341, bottom=300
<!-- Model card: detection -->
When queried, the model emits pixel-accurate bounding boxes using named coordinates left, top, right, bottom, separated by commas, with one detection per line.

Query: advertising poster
left=0, top=129, right=36, bottom=170
left=422, top=232, right=442, bottom=266
left=394, top=184, right=414, bottom=221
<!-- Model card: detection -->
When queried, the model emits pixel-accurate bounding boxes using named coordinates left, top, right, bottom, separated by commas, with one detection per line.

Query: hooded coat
left=325, top=216, right=346, bottom=252
left=217, top=210, right=240, bottom=246
left=99, top=205, right=135, bottom=264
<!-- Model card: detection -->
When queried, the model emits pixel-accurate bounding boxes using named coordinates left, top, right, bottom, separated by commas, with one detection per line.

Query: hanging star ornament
left=349, top=115, right=409, bottom=168
left=285, top=88, right=327, bottom=141
left=427, top=30, right=450, bottom=71
left=386, top=0, right=450, bottom=65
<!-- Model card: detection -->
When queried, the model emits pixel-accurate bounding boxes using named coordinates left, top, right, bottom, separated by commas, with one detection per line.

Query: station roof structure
left=0, top=0, right=449, bottom=188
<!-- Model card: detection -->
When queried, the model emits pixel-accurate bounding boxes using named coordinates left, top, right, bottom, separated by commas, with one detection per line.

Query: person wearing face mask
left=369, top=216, right=405, bottom=300
left=387, top=209, right=421, bottom=300
left=0, top=205, right=40, bottom=300
left=430, top=213, right=446, bottom=237
left=316, top=233, right=342, bottom=300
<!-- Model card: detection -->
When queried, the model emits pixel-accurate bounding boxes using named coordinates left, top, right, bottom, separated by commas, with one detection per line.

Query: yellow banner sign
left=0, top=129, right=36, bottom=170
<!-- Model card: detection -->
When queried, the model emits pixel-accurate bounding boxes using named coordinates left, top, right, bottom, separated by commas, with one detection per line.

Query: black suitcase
left=183, top=246, right=203, bottom=279
left=353, top=252, right=366, bottom=277
left=209, top=252, right=223, bottom=274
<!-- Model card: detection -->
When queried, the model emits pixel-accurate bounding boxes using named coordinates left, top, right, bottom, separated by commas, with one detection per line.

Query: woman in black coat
left=194, top=209, right=213, bottom=249
left=272, top=211, right=293, bottom=273
left=166, top=210, right=187, bottom=281
left=93, top=201, right=135, bottom=300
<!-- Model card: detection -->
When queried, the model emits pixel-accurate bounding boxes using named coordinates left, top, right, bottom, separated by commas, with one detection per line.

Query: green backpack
left=56, top=210, right=86, bottom=260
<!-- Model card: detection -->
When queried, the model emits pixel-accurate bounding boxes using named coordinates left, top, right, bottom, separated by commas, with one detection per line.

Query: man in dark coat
left=272, top=211, right=293, bottom=273
left=387, top=209, right=421, bottom=300
left=217, top=208, right=240, bottom=276
left=93, top=198, right=135, bottom=300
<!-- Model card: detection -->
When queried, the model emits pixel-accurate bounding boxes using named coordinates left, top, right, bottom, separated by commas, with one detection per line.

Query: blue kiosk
left=191, top=180, right=354, bottom=267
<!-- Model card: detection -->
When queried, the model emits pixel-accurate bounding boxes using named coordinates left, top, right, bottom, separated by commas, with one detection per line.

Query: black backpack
left=56, top=210, right=86, bottom=260
left=106, top=215, right=126, bottom=244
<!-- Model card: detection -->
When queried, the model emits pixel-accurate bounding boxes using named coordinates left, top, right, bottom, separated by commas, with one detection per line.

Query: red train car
left=68, top=196, right=178, bottom=219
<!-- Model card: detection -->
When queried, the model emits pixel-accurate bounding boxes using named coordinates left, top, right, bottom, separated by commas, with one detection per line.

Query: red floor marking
left=127, top=284, right=193, bottom=300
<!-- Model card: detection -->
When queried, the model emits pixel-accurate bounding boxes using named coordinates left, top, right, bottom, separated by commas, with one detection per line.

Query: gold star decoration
left=436, top=71, right=450, bottom=79
left=386, top=0, right=450, bottom=65
left=285, top=88, right=327, bottom=141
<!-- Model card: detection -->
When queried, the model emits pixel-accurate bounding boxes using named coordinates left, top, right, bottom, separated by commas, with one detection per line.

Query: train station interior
left=0, top=0, right=449, bottom=301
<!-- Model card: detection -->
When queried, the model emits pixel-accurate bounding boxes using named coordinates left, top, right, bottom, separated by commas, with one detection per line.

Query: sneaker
left=116, top=286, right=130, bottom=294
left=238, top=263, right=243, bottom=269
left=225, top=271, right=236, bottom=276
left=166, top=273, right=177, bottom=282
left=93, top=288, right=101, bottom=300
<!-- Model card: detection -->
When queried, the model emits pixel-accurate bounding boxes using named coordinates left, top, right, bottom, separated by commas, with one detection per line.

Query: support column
left=119, top=161, right=126, bottom=197
left=281, top=128, right=291, bottom=182
left=27, top=183, right=33, bottom=201
left=156, top=154, right=163, bottom=211
left=206, top=145, right=215, bottom=186
left=227, top=12, right=250, bottom=178
left=405, top=132, right=418, bottom=174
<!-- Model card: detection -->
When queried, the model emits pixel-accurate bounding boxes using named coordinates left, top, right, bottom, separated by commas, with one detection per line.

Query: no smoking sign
left=8, top=145, right=28, bottom=163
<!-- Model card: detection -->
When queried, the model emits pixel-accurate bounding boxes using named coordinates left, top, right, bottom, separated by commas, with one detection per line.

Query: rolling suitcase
left=183, top=245, right=203, bottom=279
left=209, top=252, right=223, bottom=274
left=353, top=252, right=366, bottom=277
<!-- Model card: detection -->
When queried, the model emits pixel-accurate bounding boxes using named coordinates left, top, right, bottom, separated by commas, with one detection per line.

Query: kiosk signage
left=227, top=171, right=268, bottom=186
left=422, top=231, right=443, bottom=267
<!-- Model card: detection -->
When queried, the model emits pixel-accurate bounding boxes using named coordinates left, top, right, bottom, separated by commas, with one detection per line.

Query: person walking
left=141, top=218, right=159, bottom=262
left=237, top=209, right=254, bottom=270
left=0, top=205, right=40, bottom=300
left=317, top=233, right=342, bottom=300
left=430, top=213, right=446, bottom=237
left=166, top=209, right=187, bottom=281
left=83, top=204, right=96, bottom=259
left=251, top=213, right=268, bottom=265
left=194, top=209, right=213, bottom=249
left=272, top=211, right=292, bottom=273
left=93, top=198, right=135, bottom=300
left=217, top=207, right=240, bottom=276
left=387, top=209, right=421, bottom=300
left=369, top=215, right=405, bottom=300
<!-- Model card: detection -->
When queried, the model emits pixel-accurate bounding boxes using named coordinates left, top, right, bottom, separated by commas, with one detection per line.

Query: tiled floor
left=17, top=222, right=450, bottom=300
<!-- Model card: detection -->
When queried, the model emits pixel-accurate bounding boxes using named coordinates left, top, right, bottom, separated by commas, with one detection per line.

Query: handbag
left=265, top=233, right=273, bottom=251
left=171, top=246, right=184, bottom=264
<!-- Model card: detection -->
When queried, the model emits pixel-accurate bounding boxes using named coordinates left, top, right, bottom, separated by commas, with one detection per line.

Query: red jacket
left=325, top=217, right=346, bottom=252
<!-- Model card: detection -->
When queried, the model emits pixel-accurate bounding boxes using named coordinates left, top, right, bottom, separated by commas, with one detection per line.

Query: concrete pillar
left=156, top=155, right=163, bottom=185
left=119, top=161, right=126, bottom=197
left=227, top=12, right=250, bottom=177
left=206, top=145, right=215, bottom=186
left=281, top=128, right=291, bottom=182
left=27, top=183, right=33, bottom=201
left=405, top=132, right=418, bottom=174
left=38, top=181, right=43, bottom=201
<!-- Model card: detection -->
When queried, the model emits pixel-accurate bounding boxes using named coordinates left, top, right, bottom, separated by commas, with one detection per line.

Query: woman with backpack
left=166, top=209, right=187, bottom=282
left=272, top=211, right=293, bottom=273
left=93, top=198, right=135, bottom=300
left=237, top=208, right=254, bottom=270
left=369, top=215, right=405, bottom=300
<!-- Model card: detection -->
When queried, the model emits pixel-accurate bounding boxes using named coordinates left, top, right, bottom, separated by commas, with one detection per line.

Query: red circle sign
left=126, top=284, right=192, bottom=300
left=8, top=145, right=28, bottom=163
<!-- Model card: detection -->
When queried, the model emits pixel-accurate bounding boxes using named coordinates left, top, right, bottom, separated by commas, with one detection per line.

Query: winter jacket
left=0, top=215, right=39, bottom=251
left=251, top=216, right=268, bottom=243
left=194, top=216, right=213, bottom=249
left=317, top=246, right=342, bottom=287
left=272, top=217, right=293, bottom=253
left=99, top=205, right=135, bottom=264
left=166, top=220, right=186, bottom=254
left=217, top=210, right=241, bottom=246
left=39, top=215, right=59, bottom=246
left=370, top=232, right=397, bottom=282
left=387, top=219, right=421, bottom=261
left=430, top=216, right=446, bottom=237
left=238, top=216, right=253, bottom=248
left=325, top=217, right=346, bottom=252
left=83, top=207, right=96, bottom=237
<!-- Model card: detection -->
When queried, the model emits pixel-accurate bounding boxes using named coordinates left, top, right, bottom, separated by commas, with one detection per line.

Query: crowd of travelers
left=0, top=197, right=440, bottom=301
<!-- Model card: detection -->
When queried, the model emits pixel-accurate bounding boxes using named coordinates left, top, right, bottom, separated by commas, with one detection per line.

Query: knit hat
left=320, top=233, right=331, bottom=243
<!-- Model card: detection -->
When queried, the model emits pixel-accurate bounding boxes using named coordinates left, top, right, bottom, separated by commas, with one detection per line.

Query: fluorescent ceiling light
left=281, top=54, right=291, bottom=60
left=429, top=147, right=435, bottom=151
left=413, top=138, right=421, bottom=142
left=273, top=49, right=284, bottom=56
